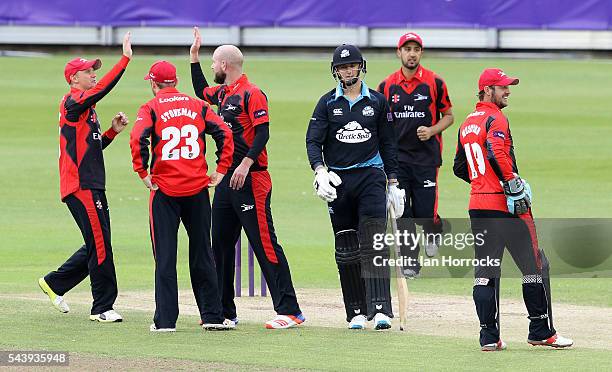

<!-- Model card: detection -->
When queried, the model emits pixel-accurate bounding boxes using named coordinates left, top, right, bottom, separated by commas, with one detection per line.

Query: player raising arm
left=38, top=32, right=132, bottom=324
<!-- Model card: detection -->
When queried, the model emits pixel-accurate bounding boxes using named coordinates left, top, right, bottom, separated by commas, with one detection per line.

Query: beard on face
left=487, top=86, right=506, bottom=109
left=402, top=58, right=419, bottom=71
left=214, top=71, right=227, bottom=84
left=494, top=97, right=508, bottom=109
left=493, top=94, right=508, bottom=109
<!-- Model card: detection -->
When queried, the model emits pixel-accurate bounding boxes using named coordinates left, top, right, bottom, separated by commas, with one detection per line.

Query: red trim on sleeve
left=486, top=115, right=515, bottom=181
left=73, top=55, right=130, bottom=105
left=130, top=104, right=154, bottom=178
left=247, top=89, right=270, bottom=126
left=103, top=127, right=118, bottom=140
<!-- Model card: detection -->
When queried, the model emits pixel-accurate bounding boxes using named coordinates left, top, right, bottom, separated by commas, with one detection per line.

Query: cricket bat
left=389, top=205, right=409, bottom=331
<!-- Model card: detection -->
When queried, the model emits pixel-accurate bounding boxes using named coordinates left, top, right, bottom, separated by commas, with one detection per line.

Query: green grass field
left=1, top=52, right=611, bottom=370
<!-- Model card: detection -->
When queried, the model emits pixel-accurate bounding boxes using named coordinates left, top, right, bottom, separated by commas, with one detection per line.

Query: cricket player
left=38, top=32, right=132, bottom=323
left=190, top=27, right=304, bottom=329
left=378, top=32, right=454, bottom=275
left=453, top=68, right=573, bottom=350
left=306, top=44, right=405, bottom=330
left=130, top=61, right=235, bottom=332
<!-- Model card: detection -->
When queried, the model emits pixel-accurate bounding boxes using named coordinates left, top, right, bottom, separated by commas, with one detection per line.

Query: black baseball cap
left=332, top=44, right=364, bottom=68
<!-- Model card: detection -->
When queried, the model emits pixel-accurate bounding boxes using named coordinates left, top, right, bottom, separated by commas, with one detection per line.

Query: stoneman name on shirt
left=160, top=107, right=198, bottom=123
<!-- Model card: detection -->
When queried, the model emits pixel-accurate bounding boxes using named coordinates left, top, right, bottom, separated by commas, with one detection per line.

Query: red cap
left=64, top=57, right=101, bottom=83
left=144, top=60, right=177, bottom=83
left=478, top=68, right=519, bottom=91
left=397, top=32, right=423, bottom=49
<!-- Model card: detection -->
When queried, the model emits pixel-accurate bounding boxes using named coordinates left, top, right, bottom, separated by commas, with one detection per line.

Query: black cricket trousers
left=45, top=189, right=118, bottom=315
left=149, top=187, right=224, bottom=328
left=212, top=170, right=301, bottom=319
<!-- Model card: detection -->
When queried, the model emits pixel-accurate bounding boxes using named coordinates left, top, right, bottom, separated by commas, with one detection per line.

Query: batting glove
left=313, top=168, right=342, bottom=203
left=503, top=175, right=531, bottom=215
left=387, top=183, right=406, bottom=218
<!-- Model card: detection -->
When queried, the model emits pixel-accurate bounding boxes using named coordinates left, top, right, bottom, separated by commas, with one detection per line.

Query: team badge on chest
left=362, top=106, right=374, bottom=117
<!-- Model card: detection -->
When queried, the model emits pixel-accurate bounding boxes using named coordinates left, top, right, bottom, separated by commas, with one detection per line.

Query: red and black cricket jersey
left=453, top=101, right=518, bottom=212
left=130, top=87, right=233, bottom=197
left=378, top=65, right=452, bottom=167
left=58, top=55, right=130, bottom=200
left=200, top=74, right=270, bottom=171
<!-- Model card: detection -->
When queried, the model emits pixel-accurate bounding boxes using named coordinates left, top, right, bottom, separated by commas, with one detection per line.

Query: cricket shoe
left=348, top=315, right=367, bottom=330
left=528, top=334, right=573, bottom=348
left=264, top=313, right=306, bottom=329
left=373, top=313, right=392, bottom=330
left=199, top=317, right=238, bottom=326
left=224, top=317, right=239, bottom=327
left=202, top=320, right=236, bottom=331
left=424, top=242, right=439, bottom=258
left=481, top=340, right=507, bottom=352
left=90, top=310, right=123, bottom=323
left=150, top=324, right=176, bottom=332
left=402, top=268, right=420, bottom=280
left=38, top=277, right=69, bottom=313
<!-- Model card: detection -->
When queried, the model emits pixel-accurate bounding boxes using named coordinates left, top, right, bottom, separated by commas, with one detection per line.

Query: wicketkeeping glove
left=313, top=168, right=342, bottom=203
left=387, top=183, right=406, bottom=218
left=503, top=175, right=531, bottom=215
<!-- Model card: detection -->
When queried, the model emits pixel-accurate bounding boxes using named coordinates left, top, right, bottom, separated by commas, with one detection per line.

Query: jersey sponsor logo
left=391, top=94, right=400, bottom=103
left=461, top=124, right=481, bottom=138
left=333, top=108, right=343, bottom=116
left=160, top=108, right=198, bottom=123
left=254, top=109, right=267, bottom=118
left=362, top=106, right=374, bottom=117
left=93, top=132, right=101, bottom=141
left=335, top=121, right=371, bottom=143
left=158, top=96, right=189, bottom=104
left=467, top=111, right=485, bottom=118
left=424, top=180, right=436, bottom=188
left=340, top=49, right=350, bottom=58
left=387, top=112, right=393, bottom=122
left=414, top=93, right=428, bottom=101
left=241, top=204, right=254, bottom=212
left=393, top=107, right=425, bottom=119
left=225, top=103, right=238, bottom=112
left=492, top=130, right=505, bottom=139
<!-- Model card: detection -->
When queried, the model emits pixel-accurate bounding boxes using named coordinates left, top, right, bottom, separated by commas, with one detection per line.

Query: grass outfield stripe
left=1, top=300, right=611, bottom=371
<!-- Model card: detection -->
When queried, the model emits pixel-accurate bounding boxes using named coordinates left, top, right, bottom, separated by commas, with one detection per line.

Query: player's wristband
left=103, top=127, right=119, bottom=140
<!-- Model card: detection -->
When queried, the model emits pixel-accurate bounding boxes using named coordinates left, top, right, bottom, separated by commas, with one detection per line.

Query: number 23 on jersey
left=161, top=124, right=200, bottom=160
